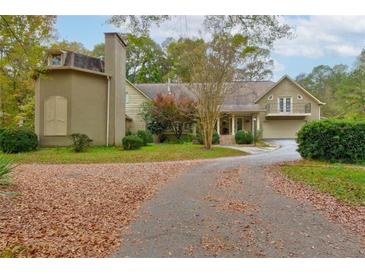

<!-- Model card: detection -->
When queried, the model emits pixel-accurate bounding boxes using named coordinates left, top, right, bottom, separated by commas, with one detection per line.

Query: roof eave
left=254, top=74, right=325, bottom=105
left=46, top=66, right=111, bottom=77
left=126, top=80, right=153, bottom=101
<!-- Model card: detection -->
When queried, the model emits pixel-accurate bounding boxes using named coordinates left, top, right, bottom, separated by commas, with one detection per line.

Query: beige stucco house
left=35, top=33, right=127, bottom=146
left=35, top=33, right=324, bottom=147
left=134, top=77, right=324, bottom=142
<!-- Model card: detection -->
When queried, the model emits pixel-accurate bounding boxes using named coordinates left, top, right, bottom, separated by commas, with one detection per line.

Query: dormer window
left=49, top=54, right=62, bottom=66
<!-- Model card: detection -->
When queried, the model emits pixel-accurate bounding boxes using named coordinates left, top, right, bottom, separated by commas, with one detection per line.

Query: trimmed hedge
left=297, top=119, right=365, bottom=163
left=0, top=128, right=38, bottom=153
left=235, top=130, right=253, bottom=144
left=137, top=130, right=153, bottom=146
left=122, top=135, right=143, bottom=150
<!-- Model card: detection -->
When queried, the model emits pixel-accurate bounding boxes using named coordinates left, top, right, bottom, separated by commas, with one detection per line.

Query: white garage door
left=262, top=120, right=306, bottom=139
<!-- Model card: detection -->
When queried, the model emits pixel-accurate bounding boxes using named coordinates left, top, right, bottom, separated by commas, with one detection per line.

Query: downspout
left=106, top=76, right=111, bottom=146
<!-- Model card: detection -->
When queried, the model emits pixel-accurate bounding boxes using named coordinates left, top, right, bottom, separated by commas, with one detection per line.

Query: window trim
left=48, top=53, right=64, bottom=67
left=277, top=96, right=292, bottom=113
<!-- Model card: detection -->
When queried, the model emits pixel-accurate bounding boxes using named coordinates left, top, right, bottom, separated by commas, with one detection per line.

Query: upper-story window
left=49, top=54, right=62, bottom=66
left=278, top=97, right=292, bottom=113
left=268, top=95, right=274, bottom=100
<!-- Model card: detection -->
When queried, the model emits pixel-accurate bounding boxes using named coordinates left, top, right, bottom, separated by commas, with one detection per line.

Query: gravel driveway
left=114, top=140, right=364, bottom=257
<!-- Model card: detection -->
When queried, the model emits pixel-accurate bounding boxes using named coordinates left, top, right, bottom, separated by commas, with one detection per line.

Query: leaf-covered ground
left=0, top=161, right=198, bottom=257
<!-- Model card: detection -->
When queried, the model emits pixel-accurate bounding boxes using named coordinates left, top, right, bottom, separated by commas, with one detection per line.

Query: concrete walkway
left=114, top=140, right=364, bottom=257
left=216, top=142, right=280, bottom=155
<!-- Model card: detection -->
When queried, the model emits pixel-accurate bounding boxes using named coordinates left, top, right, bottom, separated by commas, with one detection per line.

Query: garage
left=262, top=119, right=306, bottom=139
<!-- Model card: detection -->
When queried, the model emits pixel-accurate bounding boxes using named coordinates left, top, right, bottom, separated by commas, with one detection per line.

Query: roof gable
left=255, top=75, right=325, bottom=105
left=126, top=80, right=152, bottom=101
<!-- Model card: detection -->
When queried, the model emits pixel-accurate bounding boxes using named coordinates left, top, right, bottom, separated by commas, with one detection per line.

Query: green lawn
left=280, top=160, right=365, bottom=206
left=0, top=143, right=246, bottom=164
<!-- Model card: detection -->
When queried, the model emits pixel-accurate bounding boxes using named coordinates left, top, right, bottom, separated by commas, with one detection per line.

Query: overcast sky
left=56, top=15, right=365, bottom=80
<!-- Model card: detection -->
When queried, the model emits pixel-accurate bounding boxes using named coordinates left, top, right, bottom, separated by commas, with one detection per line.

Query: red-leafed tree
left=141, top=93, right=196, bottom=140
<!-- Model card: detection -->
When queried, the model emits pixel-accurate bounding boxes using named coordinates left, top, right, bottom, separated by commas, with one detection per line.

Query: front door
left=220, top=115, right=230, bottom=135
left=243, top=116, right=252, bottom=132
left=236, top=117, right=243, bottom=131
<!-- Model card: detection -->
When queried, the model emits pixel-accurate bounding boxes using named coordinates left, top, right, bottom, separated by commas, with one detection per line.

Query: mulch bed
left=0, top=161, right=197, bottom=257
left=266, top=163, right=365, bottom=239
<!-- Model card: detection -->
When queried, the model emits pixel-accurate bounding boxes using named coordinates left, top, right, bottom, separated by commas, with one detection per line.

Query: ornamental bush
left=122, top=135, right=143, bottom=150
left=70, top=133, right=93, bottom=152
left=137, top=130, right=153, bottom=146
left=297, top=119, right=365, bottom=163
left=212, top=131, right=220, bottom=144
left=196, top=131, right=220, bottom=145
left=0, top=157, right=13, bottom=186
left=0, top=128, right=38, bottom=153
left=235, top=130, right=253, bottom=144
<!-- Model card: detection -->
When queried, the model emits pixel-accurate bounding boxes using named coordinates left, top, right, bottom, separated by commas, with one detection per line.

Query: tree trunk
left=203, top=123, right=213, bottom=150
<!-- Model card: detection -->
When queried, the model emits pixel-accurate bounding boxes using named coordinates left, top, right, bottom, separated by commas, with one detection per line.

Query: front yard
left=279, top=160, right=365, bottom=206
left=0, top=161, right=198, bottom=257
left=270, top=159, right=365, bottom=238
left=0, top=143, right=246, bottom=164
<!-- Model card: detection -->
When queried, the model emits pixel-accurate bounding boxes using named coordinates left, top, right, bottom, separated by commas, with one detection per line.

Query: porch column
left=252, top=115, right=254, bottom=133
left=217, top=116, right=220, bottom=135
left=231, top=114, right=235, bottom=135
left=257, top=115, right=260, bottom=130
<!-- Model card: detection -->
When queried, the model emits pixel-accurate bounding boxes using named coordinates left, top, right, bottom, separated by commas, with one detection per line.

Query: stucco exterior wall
left=70, top=71, right=108, bottom=145
left=256, top=78, right=321, bottom=139
left=36, top=70, right=108, bottom=146
left=125, top=82, right=149, bottom=133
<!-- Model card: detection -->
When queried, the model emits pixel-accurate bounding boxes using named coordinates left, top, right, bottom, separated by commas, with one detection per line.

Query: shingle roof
left=135, top=81, right=275, bottom=111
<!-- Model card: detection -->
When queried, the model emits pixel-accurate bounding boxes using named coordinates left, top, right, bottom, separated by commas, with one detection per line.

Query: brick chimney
left=104, top=33, right=127, bottom=145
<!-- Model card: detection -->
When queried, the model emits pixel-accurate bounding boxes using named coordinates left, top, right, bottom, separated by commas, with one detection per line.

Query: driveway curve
left=114, top=140, right=364, bottom=257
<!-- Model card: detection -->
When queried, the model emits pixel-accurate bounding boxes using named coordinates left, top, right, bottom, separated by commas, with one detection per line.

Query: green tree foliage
left=0, top=15, right=56, bottom=128
left=126, top=34, right=167, bottom=83
left=338, top=68, right=365, bottom=119
left=109, top=15, right=292, bottom=84
left=140, top=101, right=168, bottom=140
left=50, top=39, right=91, bottom=55
left=91, top=43, right=105, bottom=58
left=108, top=16, right=170, bottom=35
left=164, top=38, right=206, bottom=82
left=296, top=49, right=365, bottom=120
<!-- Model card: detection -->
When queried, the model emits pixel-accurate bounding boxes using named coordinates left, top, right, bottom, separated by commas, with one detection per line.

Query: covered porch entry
left=216, top=113, right=260, bottom=144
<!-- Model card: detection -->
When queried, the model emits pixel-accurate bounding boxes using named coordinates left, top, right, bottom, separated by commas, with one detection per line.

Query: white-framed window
left=268, top=95, right=274, bottom=100
left=297, top=94, right=303, bottom=100
left=49, top=54, right=62, bottom=66
left=125, top=91, right=129, bottom=104
left=278, top=97, right=292, bottom=113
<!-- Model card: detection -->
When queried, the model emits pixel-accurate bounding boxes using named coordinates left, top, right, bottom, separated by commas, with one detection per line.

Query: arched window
left=44, top=96, right=67, bottom=136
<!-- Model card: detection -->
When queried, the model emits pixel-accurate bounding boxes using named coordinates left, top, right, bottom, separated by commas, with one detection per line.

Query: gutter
left=106, top=76, right=111, bottom=146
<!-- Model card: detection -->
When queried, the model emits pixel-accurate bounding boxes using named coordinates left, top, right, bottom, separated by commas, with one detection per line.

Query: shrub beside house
left=297, top=119, right=365, bottom=163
